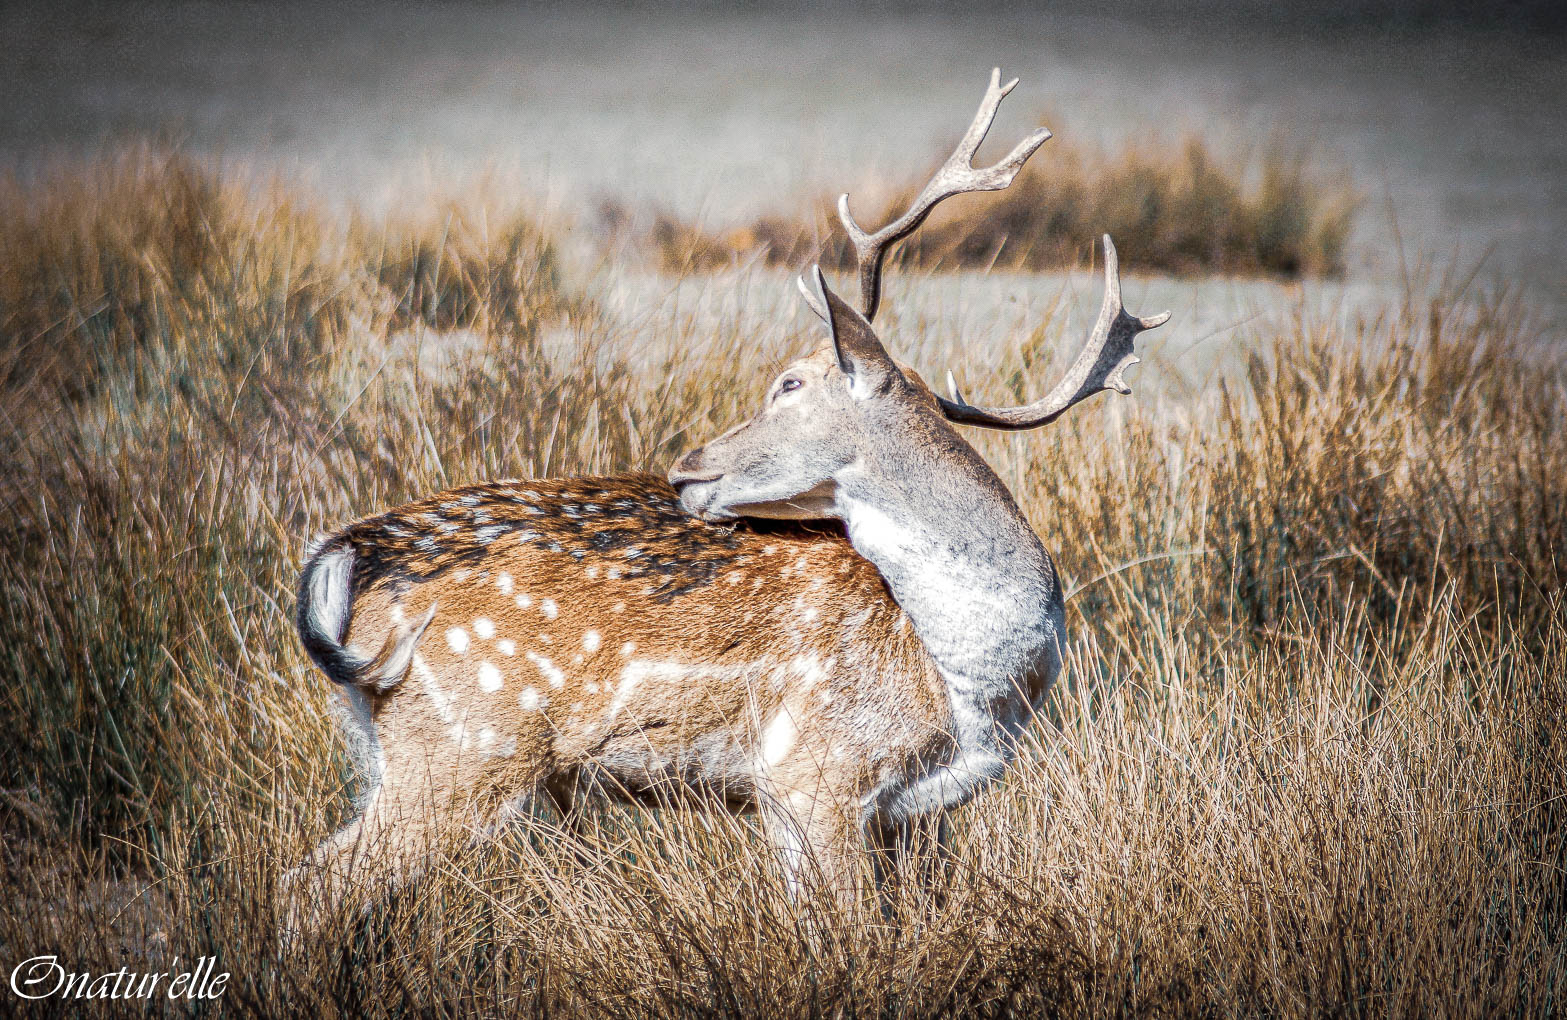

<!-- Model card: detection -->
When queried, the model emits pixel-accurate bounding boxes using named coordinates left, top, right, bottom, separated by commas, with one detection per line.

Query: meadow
left=0, top=148, right=1563, bottom=1017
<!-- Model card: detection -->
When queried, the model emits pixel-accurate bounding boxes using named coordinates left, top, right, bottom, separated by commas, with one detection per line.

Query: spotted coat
left=290, top=473, right=954, bottom=922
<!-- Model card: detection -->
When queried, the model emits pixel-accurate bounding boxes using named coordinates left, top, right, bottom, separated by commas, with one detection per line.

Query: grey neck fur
left=831, top=434, right=1066, bottom=820
left=833, top=441, right=1064, bottom=712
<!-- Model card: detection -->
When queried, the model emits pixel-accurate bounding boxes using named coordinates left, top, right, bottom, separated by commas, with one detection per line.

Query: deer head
left=670, top=68, right=1170, bottom=525
left=668, top=268, right=950, bottom=522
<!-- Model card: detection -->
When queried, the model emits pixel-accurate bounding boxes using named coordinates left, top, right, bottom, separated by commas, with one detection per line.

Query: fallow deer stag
left=288, top=68, right=1169, bottom=929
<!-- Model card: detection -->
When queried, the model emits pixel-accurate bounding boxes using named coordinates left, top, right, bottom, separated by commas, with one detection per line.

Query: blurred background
left=3, top=8, right=1564, bottom=1010
left=3, top=0, right=1563, bottom=312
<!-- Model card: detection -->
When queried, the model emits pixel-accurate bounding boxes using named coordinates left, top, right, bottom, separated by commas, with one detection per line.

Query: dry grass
left=0, top=153, right=1562, bottom=1018
left=651, top=135, right=1356, bottom=280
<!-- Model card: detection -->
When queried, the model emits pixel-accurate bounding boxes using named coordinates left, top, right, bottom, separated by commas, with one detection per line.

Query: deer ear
left=801, top=265, right=900, bottom=399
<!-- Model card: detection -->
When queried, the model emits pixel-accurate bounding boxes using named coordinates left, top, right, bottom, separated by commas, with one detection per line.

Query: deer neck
left=832, top=447, right=1064, bottom=706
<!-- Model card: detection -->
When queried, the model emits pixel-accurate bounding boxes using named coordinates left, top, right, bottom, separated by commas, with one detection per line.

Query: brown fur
left=288, top=473, right=948, bottom=926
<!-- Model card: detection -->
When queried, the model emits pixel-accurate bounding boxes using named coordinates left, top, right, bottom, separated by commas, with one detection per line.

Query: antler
left=837, top=67, right=1052, bottom=322
left=938, top=235, right=1170, bottom=431
left=804, top=72, right=1171, bottom=431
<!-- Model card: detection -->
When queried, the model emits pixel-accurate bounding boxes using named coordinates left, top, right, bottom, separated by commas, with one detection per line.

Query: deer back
left=303, top=473, right=950, bottom=808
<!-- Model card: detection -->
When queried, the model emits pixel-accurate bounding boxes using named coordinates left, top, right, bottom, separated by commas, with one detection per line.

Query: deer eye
left=778, top=377, right=802, bottom=395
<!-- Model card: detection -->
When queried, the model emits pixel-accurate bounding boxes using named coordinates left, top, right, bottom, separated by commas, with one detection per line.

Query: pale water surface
left=3, top=2, right=1562, bottom=316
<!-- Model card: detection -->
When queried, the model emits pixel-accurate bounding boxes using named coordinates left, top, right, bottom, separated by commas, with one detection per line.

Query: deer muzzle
left=668, top=449, right=727, bottom=519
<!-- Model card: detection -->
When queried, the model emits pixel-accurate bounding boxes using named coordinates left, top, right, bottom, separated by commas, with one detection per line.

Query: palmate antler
left=809, top=68, right=1170, bottom=431
left=839, top=68, right=1053, bottom=323
left=939, top=235, right=1170, bottom=430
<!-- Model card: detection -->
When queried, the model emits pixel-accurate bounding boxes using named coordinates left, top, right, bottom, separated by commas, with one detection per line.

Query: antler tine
left=837, top=67, right=1052, bottom=323
left=796, top=274, right=829, bottom=323
left=939, top=235, right=1171, bottom=432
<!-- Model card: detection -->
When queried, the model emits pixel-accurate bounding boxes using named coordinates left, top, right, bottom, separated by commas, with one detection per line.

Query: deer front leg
left=758, top=786, right=865, bottom=907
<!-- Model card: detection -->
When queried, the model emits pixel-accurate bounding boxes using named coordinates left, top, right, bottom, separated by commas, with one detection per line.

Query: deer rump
left=296, top=472, right=952, bottom=817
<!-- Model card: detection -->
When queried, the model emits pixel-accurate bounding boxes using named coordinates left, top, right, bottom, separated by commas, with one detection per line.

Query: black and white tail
left=296, top=537, right=435, bottom=693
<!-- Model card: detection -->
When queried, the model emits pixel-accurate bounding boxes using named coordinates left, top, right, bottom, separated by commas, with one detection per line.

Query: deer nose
left=668, top=448, right=721, bottom=489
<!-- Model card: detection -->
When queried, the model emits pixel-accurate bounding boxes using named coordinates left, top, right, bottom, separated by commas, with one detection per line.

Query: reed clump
left=0, top=152, right=1560, bottom=1018
left=657, top=135, right=1355, bottom=279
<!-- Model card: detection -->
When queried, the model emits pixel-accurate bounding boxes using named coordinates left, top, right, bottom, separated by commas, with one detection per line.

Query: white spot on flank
left=585, top=682, right=600, bottom=694
left=497, top=639, right=516, bottom=656
left=539, top=633, right=554, bottom=645
left=519, top=687, right=542, bottom=710
left=583, top=630, right=602, bottom=653
left=620, top=642, right=636, bottom=657
left=389, top=603, right=406, bottom=624
left=446, top=627, right=470, bottom=655
left=454, top=568, right=473, bottom=582
left=726, top=571, right=742, bottom=586
left=586, top=566, right=600, bottom=579
left=758, top=709, right=797, bottom=769
left=516, top=593, right=533, bottom=609
left=413, top=655, right=457, bottom=724
left=478, top=726, right=496, bottom=749
left=607, top=567, right=622, bottom=580
left=477, top=662, right=503, bottom=692
left=496, top=572, right=514, bottom=594
left=790, top=654, right=828, bottom=688
left=607, top=668, right=642, bottom=718
left=612, top=602, right=626, bottom=614
left=541, top=598, right=559, bottom=620
left=763, top=545, right=777, bottom=555
left=473, top=617, right=496, bottom=639
left=525, top=651, right=566, bottom=688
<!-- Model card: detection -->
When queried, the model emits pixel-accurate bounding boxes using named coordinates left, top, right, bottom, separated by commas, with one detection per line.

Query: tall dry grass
left=0, top=153, right=1561, bottom=1018
left=650, top=135, right=1356, bottom=280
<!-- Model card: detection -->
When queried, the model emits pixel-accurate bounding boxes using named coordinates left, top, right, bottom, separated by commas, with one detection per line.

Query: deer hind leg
left=284, top=718, right=550, bottom=938
left=282, top=788, right=390, bottom=940
left=282, top=752, right=464, bottom=938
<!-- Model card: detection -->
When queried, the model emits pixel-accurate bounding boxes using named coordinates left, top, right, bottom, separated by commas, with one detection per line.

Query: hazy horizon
left=4, top=1, right=1563, bottom=308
